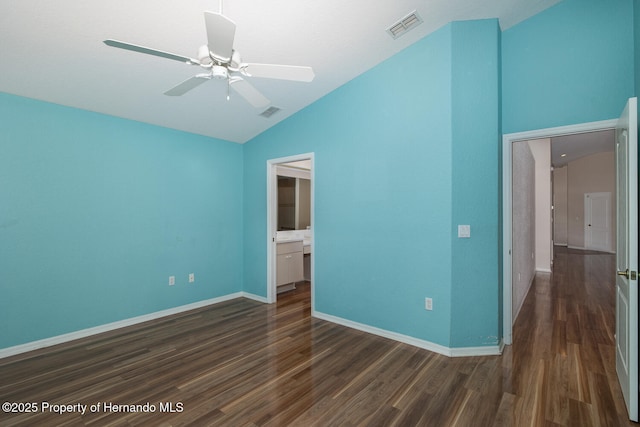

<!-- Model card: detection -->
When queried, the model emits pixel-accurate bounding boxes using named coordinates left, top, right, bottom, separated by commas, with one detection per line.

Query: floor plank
left=0, top=249, right=636, bottom=426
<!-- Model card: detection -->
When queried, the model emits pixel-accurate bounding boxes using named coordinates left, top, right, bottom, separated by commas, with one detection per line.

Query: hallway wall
left=566, top=152, right=616, bottom=251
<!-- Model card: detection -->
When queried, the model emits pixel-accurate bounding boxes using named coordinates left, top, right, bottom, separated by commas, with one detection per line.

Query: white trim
left=0, top=293, right=244, bottom=360
left=266, top=153, right=314, bottom=307
left=567, top=244, right=616, bottom=254
left=502, top=135, right=513, bottom=345
left=503, top=119, right=617, bottom=346
left=536, top=268, right=552, bottom=274
left=241, top=292, right=268, bottom=304
left=568, top=244, right=587, bottom=250
left=276, top=165, right=311, bottom=180
left=313, top=310, right=502, bottom=358
left=450, top=345, right=503, bottom=357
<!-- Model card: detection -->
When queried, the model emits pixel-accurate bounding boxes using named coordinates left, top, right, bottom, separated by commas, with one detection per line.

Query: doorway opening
left=502, top=119, right=617, bottom=345
left=266, top=153, right=314, bottom=306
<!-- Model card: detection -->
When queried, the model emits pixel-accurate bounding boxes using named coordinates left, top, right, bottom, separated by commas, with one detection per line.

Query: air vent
left=386, top=11, right=423, bottom=39
left=260, top=106, right=281, bottom=118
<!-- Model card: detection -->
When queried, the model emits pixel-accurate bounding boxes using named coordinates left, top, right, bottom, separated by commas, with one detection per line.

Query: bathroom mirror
left=276, top=161, right=311, bottom=231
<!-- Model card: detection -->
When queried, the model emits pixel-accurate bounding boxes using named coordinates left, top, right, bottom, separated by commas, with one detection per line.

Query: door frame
left=502, top=119, right=617, bottom=345
left=266, top=152, right=315, bottom=305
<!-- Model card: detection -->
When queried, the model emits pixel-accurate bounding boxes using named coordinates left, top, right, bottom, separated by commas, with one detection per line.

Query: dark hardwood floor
left=0, top=249, right=635, bottom=426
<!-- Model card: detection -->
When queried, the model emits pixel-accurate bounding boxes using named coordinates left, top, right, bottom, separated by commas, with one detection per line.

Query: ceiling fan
left=104, top=10, right=315, bottom=109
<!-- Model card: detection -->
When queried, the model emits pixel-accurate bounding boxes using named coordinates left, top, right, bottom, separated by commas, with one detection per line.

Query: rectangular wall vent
left=260, top=106, right=281, bottom=118
left=386, top=11, right=423, bottom=39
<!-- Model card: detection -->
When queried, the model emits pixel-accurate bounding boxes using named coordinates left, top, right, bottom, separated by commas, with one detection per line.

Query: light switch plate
left=458, top=225, right=471, bottom=238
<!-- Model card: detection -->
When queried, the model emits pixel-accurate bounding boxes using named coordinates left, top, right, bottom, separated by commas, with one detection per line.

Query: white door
left=615, top=97, right=638, bottom=422
left=585, top=192, right=612, bottom=252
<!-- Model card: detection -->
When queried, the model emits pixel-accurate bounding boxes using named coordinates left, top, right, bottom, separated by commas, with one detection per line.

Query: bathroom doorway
left=266, top=153, right=314, bottom=307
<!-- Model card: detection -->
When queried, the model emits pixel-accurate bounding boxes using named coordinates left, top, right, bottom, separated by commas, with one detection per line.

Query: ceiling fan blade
left=164, top=74, right=211, bottom=96
left=204, top=12, right=236, bottom=63
left=230, top=78, right=270, bottom=108
left=104, top=39, right=199, bottom=65
left=241, top=63, right=315, bottom=82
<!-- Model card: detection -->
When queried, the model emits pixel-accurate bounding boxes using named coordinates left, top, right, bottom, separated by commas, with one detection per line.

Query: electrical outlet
left=425, top=297, right=433, bottom=311
left=169, top=276, right=175, bottom=286
left=188, top=273, right=195, bottom=283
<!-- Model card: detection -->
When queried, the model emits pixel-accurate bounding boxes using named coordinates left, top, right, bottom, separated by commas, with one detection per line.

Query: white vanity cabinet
left=276, top=240, right=304, bottom=289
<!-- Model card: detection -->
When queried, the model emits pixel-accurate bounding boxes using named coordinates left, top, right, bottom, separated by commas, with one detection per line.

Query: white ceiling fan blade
left=104, top=39, right=199, bottom=65
left=204, top=12, right=236, bottom=63
left=164, top=74, right=211, bottom=96
left=241, top=63, right=315, bottom=82
left=230, top=78, right=270, bottom=108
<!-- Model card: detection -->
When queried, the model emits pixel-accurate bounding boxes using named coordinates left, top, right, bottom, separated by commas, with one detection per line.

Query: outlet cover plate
left=458, top=225, right=471, bottom=238
left=425, top=297, right=433, bottom=311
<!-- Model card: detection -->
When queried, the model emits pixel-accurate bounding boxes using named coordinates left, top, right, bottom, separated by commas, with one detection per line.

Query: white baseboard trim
left=240, top=292, right=269, bottom=304
left=568, top=245, right=615, bottom=254
left=3, top=295, right=503, bottom=360
left=449, top=344, right=503, bottom=357
left=0, top=292, right=244, bottom=360
left=536, top=268, right=552, bottom=274
left=312, top=311, right=502, bottom=358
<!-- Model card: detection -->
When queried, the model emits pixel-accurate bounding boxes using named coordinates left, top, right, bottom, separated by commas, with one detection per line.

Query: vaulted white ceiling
left=0, top=0, right=561, bottom=143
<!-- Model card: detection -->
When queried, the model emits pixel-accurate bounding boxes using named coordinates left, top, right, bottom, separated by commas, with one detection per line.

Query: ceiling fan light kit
left=104, top=11, right=314, bottom=111
left=211, top=65, right=229, bottom=80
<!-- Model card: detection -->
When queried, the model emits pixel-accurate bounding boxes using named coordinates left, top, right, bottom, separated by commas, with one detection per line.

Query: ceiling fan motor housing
left=211, top=65, right=229, bottom=79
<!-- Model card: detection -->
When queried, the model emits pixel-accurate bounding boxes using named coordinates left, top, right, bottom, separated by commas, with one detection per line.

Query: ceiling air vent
left=260, top=106, right=281, bottom=118
left=386, top=11, right=423, bottom=39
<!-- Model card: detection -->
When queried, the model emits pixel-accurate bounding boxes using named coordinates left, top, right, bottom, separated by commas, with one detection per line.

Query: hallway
left=502, top=246, right=634, bottom=425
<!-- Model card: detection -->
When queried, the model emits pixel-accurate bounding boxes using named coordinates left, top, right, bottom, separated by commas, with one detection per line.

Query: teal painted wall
left=244, top=20, right=501, bottom=348
left=0, top=93, right=243, bottom=349
left=502, top=0, right=635, bottom=134
left=244, top=25, right=454, bottom=346
left=450, top=20, right=501, bottom=346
